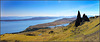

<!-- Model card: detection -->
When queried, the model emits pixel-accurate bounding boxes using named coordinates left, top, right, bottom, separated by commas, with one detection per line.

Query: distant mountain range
left=0, top=17, right=59, bottom=21
left=0, top=15, right=93, bottom=21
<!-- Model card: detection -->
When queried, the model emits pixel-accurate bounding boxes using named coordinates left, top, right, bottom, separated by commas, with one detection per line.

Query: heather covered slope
left=0, top=16, right=99, bottom=42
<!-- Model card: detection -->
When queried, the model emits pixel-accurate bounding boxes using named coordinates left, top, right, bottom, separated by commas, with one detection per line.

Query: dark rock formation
left=90, top=16, right=100, bottom=19
left=75, top=11, right=82, bottom=27
left=82, top=14, right=90, bottom=22
left=90, top=17, right=95, bottom=19
left=95, top=16, right=100, bottom=18
left=49, top=31, right=54, bottom=34
left=75, top=11, right=90, bottom=27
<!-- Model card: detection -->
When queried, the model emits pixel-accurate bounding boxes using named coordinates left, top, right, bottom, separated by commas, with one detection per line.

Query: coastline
left=23, top=18, right=76, bottom=32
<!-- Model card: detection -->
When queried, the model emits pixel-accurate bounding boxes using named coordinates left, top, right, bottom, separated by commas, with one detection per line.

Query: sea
left=1, top=16, right=69, bottom=34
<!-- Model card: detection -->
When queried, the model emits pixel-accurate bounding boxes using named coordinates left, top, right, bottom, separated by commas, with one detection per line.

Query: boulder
left=49, top=31, right=54, bottom=34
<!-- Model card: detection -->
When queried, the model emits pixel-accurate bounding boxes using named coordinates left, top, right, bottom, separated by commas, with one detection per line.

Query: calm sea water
left=1, top=17, right=63, bottom=34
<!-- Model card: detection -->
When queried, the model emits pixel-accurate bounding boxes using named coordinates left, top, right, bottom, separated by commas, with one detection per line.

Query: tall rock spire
left=75, top=11, right=82, bottom=27
left=75, top=11, right=90, bottom=27
left=77, top=10, right=82, bottom=22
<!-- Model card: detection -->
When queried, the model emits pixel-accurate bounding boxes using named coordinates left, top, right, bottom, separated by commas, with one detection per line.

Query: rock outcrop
left=75, top=11, right=82, bottom=27
left=82, top=14, right=90, bottom=22
left=75, top=11, right=90, bottom=27
left=49, top=31, right=54, bottom=34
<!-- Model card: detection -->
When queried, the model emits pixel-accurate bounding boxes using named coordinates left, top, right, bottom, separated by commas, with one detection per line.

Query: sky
left=1, top=1, right=99, bottom=16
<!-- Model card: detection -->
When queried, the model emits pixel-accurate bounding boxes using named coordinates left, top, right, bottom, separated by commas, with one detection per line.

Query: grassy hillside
left=0, top=16, right=99, bottom=42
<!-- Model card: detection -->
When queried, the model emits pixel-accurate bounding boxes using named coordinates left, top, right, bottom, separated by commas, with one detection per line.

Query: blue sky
left=1, top=1, right=99, bottom=16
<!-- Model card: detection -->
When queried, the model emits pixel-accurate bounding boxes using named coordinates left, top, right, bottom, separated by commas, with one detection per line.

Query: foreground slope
left=0, top=16, right=99, bottom=42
